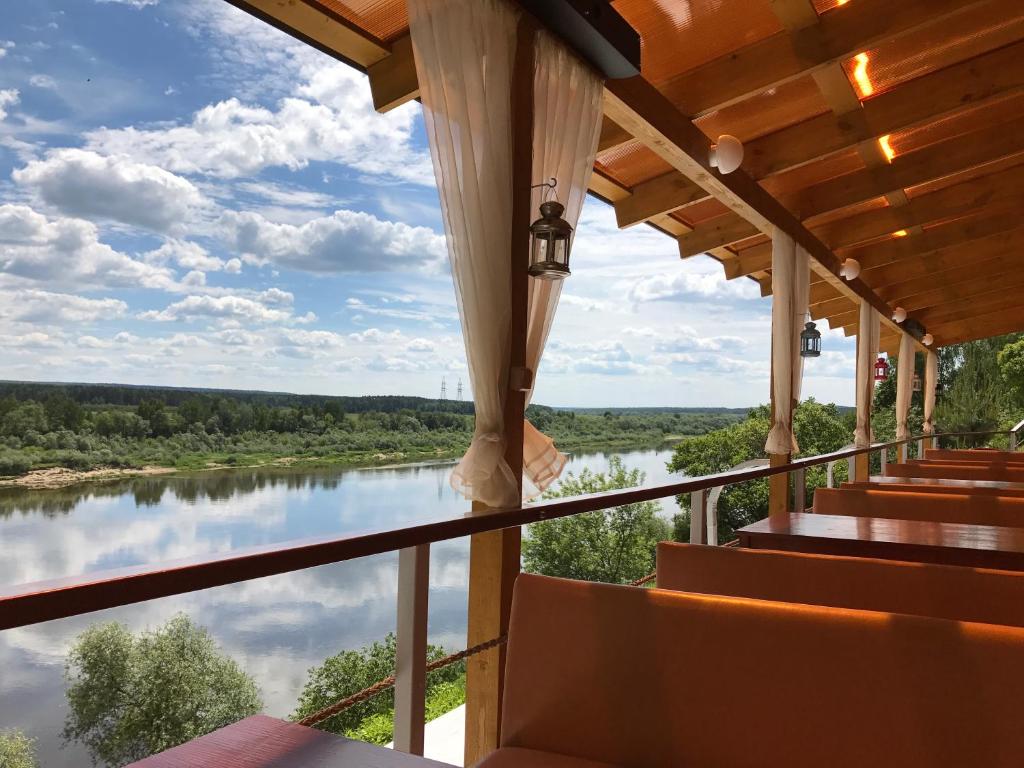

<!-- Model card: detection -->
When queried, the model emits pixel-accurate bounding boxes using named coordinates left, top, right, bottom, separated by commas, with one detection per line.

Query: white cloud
left=85, top=65, right=433, bottom=184
left=627, top=269, right=760, bottom=303
left=0, top=289, right=127, bottom=324
left=13, top=149, right=207, bottom=234
left=139, top=294, right=313, bottom=325
left=28, top=74, right=57, bottom=90
left=220, top=209, right=446, bottom=273
left=96, top=0, right=159, bottom=7
left=145, top=239, right=229, bottom=272
left=0, top=89, right=18, bottom=121
left=0, top=41, right=13, bottom=59
left=0, top=204, right=175, bottom=290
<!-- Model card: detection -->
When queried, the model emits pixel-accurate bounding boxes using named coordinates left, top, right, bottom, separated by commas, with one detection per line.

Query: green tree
left=998, top=338, right=1024, bottom=410
left=934, top=337, right=1009, bottom=444
left=0, top=729, right=37, bottom=768
left=669, top=400, right=851, bottom=543
left=291, top=633, right=463, bottom=739
left=63, top=615, right=262, bottom=767
left=522, top=457, right=669, bottom=583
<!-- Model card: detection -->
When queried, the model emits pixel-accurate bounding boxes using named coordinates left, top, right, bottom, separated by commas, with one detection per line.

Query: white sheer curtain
left=522, top=30, right=603, bottom=497
left=854, top=301, right=880, bottom=448
left=408, top=0, right=520, bottom=507
left=765, top=228, right=810, bottom=455
left=895, top=332, right=915, bottom=441
left=409, top=0, right=602, bottom=505
left=923, top=349, right=938, bottom=435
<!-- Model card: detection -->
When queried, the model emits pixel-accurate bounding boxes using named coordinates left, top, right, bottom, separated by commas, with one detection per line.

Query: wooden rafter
left=744, top=39, right=1024, bottom=179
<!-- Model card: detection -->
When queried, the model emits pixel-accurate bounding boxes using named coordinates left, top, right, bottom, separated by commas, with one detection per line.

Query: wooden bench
left=656, top=542, right=1024, bottom=626
left=925, top=448, right=1024, bottom=464
left=843, top=479, right=1024, bottom=497
left=483, top=572, right=1024, bottom=767
left=885, top=461, right=1024, bottom=483
left=813, top=486, right=1024, bottom=527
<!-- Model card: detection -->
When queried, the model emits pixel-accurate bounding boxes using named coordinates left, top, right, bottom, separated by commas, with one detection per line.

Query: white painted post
left=792, top=467, right=806, bottom=513
left=706, top=487, right=718, bottom=545
left=917, top=438, right=925, bottom=459
left=690, top=490, right=707, bottom=545
left=826, top=462, right=834, bottom=488
left=1011, top=431, right=1018, bottom=452
left=847, top=456, right=856, bottom=483
left=899, top=443, right=908, bottom=463
left=394, top=544, right=430, bottom=755
left=880, top=448, right=887, bottom=473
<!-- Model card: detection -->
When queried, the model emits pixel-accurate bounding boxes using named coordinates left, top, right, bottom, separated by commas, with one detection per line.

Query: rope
left=297, top=634, right=508, bottom=728
left=629, top=571, right=656, bottom=587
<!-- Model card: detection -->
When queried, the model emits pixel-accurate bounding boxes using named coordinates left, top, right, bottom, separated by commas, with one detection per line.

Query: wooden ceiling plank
left=614, top=171, right=709, bottom=228
left=793, top=119, right=1024, bottom=219
left=660, top=0, right=991, bottom=119
left=864, top=231, right=1024, bottom=289
left=931, top=308, right=1024, bottom=346
left=227, top=0, right=390, bottom=70
left=745, top=39, right=1024, bottom=179
left=677, top=216, right=761, bottom=258
left=598, top=118, right=633, bottom=154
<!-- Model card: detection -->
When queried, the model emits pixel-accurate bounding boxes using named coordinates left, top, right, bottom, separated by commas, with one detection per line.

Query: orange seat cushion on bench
left=656, top=542, right=1024, bottom=626
left=489, top=574, right=1024, bottom=768
left=843, top=480, right=1024, bottom=497
left=813, top=486, right=1024, bottom=527
left=885, top=461, right=1024, bottom=483
left=926, top=448, right=1024, bottom=464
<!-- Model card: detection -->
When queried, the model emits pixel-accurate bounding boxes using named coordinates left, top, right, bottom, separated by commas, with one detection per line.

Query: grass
left=345, top=675, right=467, bottom=746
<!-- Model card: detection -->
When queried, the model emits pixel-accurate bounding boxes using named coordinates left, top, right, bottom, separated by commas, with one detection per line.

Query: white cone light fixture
left=922, top=333, right=934, bottom=346
left=839, top=258, right=861, bottom=281
left=709, top=134, right=744, bottom=174
left=892, top=307, right=907, bottom=323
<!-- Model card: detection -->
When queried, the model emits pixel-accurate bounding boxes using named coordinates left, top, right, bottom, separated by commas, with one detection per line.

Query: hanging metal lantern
left=912, top=373, right=922, bottom=392
left=799, top=321, right=821, bottom=358
left=528, top=179, right=573, bottom=280
left=874, top=356, right=889, bottom=382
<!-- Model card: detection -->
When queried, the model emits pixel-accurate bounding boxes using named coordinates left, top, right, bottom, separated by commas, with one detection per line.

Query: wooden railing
left=0, top=427, right=1014, bottom=753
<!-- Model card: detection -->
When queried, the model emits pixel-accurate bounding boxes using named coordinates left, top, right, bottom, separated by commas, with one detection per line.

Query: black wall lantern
left=800, top=320, right=821, bottom=358
left=529, top=179, right=573, bottom=280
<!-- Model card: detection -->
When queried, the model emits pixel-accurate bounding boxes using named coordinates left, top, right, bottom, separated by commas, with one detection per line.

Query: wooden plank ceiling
left=228, top=0, right=1024, bottom=354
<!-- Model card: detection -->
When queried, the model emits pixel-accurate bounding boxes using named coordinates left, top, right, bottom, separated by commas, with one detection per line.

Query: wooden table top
left=738, top=513, right=1024, bottom=571
left=126, top=716, right=455, bottom=768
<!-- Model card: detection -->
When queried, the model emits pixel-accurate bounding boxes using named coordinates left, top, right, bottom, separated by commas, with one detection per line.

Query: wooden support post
left=854, top=452, right=870, bottom=482
left=769, top=453, right=791, bottom=519
left=394, top=544, right=430, bottom=755
left=690, top=490, right=708, bottom=544
left=463, top=17, right=533, bottom=767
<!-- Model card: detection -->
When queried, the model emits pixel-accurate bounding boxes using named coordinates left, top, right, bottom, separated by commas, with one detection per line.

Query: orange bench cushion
left=843, top=480, right=1024, bottom=497
left=497, top=574, right=1024, bottom=767
left=813, top=486, right=1024, bottom=527
left=656, top=542, right=1024, bottom=626
left=886, top=461, right=1024, bottom=483
left=926, top=449, right=1024, bottom=464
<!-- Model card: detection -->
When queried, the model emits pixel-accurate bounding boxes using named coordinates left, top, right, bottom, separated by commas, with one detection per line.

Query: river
left=0, top=446, right=678, bottom=767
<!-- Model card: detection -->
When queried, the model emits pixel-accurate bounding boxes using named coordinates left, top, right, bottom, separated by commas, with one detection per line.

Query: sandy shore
left=0, top=465, right=177, bottom=490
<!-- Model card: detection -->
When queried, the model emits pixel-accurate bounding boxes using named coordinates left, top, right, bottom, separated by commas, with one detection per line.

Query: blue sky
left=0, top=0, right=858, bottom=407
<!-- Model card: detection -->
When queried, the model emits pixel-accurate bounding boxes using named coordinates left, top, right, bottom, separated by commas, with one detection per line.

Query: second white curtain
left=765, top=228, right=810, bottom=455
left=923, top=350, right=938, bottom=435
left=854, top=301, right=880, bottom=448
left=523, top=29, right=603, bottom=498
left=895, top=333, right=915, bottom=441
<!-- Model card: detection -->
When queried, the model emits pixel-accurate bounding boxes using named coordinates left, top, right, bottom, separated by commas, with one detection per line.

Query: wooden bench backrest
left=926, top=449, right=1024, bottom=464
left=657, top=541, right=1024, bottom=626
left=813, top=486, right=1024, bottom=526
left=842, top=480, right=1024, bottom=497
left=886, top=461, right=1024, bottom=482
left=501, top=573, right=1024, bottom=768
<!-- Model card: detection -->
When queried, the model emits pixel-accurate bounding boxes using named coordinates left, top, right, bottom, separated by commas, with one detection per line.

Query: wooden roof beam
left=614, top=171, right=709, bottom=228
left=658, top=0, right=991, bottom=119
left=745, top=39, right=1024, bottom=179
left=792, top=119, right=1024, bottom=219
left=676, top=163, right=1024, bottom=255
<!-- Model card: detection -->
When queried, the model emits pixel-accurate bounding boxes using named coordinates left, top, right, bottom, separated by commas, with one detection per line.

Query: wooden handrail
left=0, top=430, right=1006, bottom=631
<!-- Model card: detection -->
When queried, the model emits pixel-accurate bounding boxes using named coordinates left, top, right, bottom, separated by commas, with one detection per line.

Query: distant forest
left=0, top=380, right=747, bottom=478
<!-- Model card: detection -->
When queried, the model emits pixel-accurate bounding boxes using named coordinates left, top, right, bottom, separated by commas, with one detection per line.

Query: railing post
left=847, top=456, right=857, bottom=482
left=792, top=467, right=806, bottom=513
left=917, top=438, right=925, bottom=458
left=690, top=489, right=707, bottom=545
left=826, top=462, right=834, bottom=488
left=880, top=447, right=887, bottom=474
left=1012, top=431, right=1018, bottom=452
left=899, top=442, right=908, bottom=463
left=706, top=487, right=718, bottom=545
left=394, top=544, right=430, bottom=755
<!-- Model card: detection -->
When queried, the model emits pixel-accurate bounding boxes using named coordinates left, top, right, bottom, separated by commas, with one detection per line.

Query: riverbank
left=0, top=437, right=683, bottom=490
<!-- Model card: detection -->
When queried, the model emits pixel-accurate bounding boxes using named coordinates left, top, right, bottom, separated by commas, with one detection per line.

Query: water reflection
left=0, top=447, right=676, bottom=767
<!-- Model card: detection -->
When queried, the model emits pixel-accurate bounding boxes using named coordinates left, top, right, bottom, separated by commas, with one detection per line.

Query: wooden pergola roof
left=232, top=0, right=1024, bottom=355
